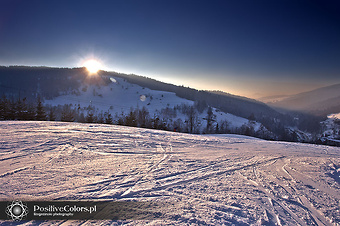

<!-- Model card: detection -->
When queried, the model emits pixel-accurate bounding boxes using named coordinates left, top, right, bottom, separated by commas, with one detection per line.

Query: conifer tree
left=36, top=97, right=46, bottom=121
left=77, top=112, right=85, bottom=123
left=204, top=106, right=216, bottom=134
left=104, top=112, right=113, bottom=124
left=125, top=108, right=137, bottom=126
left=0, top=96, right=9, bottom=120
left=48, top=108, right=56, bottom=121
left=8, top=99, right=16, bottom=120
left=16, top=98, right=27, bottom=120
left=61, top=104, right=75, bottom=122
left=86, top=111, right=95, bottom=123
left=26, top=104, right=36, bottom=120
left=97, top=112, right=104, bottom=124
left=137, top=107, right=149, bottom=128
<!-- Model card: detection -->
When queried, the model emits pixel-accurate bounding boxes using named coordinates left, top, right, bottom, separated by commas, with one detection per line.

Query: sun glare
left=83, top=59, right=102, bottom=74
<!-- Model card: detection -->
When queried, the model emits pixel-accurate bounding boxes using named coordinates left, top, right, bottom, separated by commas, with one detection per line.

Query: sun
left=83, top=59, right=102, bottom=74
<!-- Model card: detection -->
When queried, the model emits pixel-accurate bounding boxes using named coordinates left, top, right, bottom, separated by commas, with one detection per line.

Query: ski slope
left=1, top=121, right=340, bottom=225
left=44, top=76, right=260, bottom=130
left=44, top=76, right=193, bottom=115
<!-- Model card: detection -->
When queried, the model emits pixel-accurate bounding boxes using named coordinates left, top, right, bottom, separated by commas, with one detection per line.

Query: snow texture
left=1, top=121, right=340, bottom=225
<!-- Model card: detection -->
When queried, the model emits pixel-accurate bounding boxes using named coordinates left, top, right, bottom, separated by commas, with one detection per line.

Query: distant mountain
left=257, top=94, right=292, bottom=103
left=269, top=84, right=340, bottom=116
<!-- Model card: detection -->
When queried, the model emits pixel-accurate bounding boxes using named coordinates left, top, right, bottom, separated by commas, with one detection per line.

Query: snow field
left=0, top=121, right=340, bottom=225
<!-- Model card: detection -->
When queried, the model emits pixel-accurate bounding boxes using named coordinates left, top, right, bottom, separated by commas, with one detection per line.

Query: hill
left=0, top=66, right=291, bottom=135
left=269, top=83, right=340, bottom=116
left=101, top=70, right=282, bottom=123
left=2, top=65, right=333, bottom=141
left=0, top=66, right=281, bottom=120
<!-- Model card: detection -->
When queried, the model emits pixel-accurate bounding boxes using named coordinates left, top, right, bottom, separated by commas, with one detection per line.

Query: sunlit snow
left=43, top=76, right=261, bottom=132
left=328, top=113, right=340, bottom=119
left=0, top=121, right=339, bottom=225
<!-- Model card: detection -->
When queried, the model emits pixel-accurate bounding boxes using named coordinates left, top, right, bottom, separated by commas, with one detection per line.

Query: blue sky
left=0, top=0, right=339, bottom=98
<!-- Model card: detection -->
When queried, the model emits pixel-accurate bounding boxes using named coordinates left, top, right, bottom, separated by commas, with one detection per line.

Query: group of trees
left=0, top=95, right=274, bottom=141
left=2, top=95, right=333, bottom=145
left=0, top=96, right=47, bottom=121
left=0, top=66, right=112, bottom=101
left=108, top=70, right=289, bottom=127
left=0, top=95, right=243, bottom=135
left=104, top=71, right=329, bottom=137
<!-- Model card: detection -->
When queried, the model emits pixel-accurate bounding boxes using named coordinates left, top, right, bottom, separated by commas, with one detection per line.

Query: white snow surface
left=1, top=121, right=340, bottom=225
left=329, top=113, right=340, bottom=120
left=45, top=76, right=192, bottom=114
left=321, top=114, right=340, bottom=140
left=44, top=76, right=257, bottom=129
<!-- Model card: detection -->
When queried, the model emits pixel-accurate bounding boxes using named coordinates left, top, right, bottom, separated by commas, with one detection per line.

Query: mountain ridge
left=0, top=65, right=283, bottom=122
left=269, top=83, right=340, bottom=116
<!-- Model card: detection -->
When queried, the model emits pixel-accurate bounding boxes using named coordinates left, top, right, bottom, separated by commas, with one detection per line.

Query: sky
left=0, top=0, right=339, bottom=98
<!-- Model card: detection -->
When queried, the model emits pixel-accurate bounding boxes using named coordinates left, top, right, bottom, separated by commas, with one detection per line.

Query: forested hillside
left=0, top=66, right=329, bottom=143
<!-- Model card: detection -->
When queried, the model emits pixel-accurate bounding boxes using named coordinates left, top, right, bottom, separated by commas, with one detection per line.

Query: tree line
left=0, top=96, right=270, bottom=137
left=0, top=96, right=47, bottom=121
left=1, top=95, right=335, bottom=146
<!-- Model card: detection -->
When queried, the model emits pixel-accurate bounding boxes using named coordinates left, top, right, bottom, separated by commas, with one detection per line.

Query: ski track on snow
left=0, top=121, right=340, bottom=225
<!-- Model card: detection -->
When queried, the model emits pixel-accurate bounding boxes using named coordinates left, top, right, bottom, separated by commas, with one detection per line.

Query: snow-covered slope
left=46, top=76, right=192, bottom=115
left=329, top=113, right=340, bottom=120
left=44, top=76, right=261, bottom=132
left=321, top=113, right=340, bottom=141
left=1, top=121, right=339, bottom=225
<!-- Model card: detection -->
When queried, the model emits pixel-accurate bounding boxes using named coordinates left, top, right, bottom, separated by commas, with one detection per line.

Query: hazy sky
left=0, top=0, right=339, bottom=98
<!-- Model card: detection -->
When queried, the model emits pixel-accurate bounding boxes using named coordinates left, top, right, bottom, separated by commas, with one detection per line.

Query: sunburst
left=83, top=59, right=102, bottom=74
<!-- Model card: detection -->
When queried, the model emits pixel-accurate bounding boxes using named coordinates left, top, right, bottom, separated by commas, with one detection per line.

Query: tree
left=0, top=96, right=10, bottom=120
left=36, top=97, right=46, bottom=121
left=97, top=111, right=104, bottom=124
left=215, top=123, right=219, bottom=134
left=61, top=104, right=75, bottom=122
left=8, top=99, right=16, bottom=120
left=104, top=112, right=113, bottom=124
left=48, top=108, right=56, bottom=121
left=151, top=114, right=160, bottom=129
left=77, top=112, right=85, bottom=123
left=86, top=111, right=96, bottom=123
left=240, top=123, right=255, bottom=136
left=204, top=106, right=216, bottom=134
left=219, top=120, right=230, bottom=134
left=185, top=106, right=199, bottom=133
left=173, top=118, right=184, bottom=132
left=116, top=112, right=125, bottom=125
left=15, top=98, right=27, bottom=120
left=125, top=108, right=137, bottom=127
left=26, top=104, right=36, bottom=120
left=138, top=107, right=150, bottom=127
